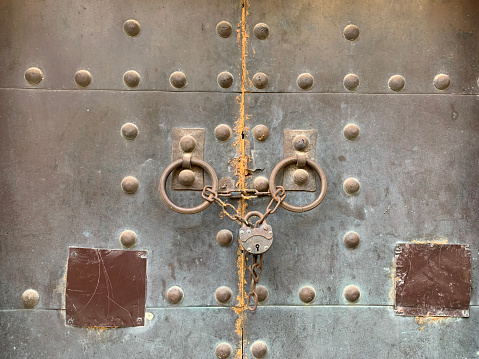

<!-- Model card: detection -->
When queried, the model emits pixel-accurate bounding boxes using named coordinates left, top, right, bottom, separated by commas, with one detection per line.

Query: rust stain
left=233, top=1, right=250, bottom=358
left=411, top=238, right=448, bottom=245
left=415, top=315, right=450, bottom=331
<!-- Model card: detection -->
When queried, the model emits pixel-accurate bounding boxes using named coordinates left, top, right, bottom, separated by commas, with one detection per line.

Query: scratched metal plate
left=246, top=0, right=479, bottom=94
left=395, top=243, right=471, bottom=317
left=66, top=247, right=147, bottom=327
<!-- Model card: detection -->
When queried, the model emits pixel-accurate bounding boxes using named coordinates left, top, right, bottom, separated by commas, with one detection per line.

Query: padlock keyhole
left=255, top=244, right=260, bottom=251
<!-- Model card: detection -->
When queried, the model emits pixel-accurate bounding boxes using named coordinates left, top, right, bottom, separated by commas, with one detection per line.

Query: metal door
left=1, top=1, right=478, bottom=358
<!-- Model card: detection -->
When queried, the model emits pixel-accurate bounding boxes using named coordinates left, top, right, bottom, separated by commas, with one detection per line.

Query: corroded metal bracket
left=283, top=129, right=317, bottom=191
left=171, top=128, right=205, bottom=190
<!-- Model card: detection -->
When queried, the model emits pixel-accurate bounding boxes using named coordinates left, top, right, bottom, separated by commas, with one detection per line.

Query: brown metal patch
left=66, top=247, right=147, bottom=327
left=395, top=243, right=471, bottom=317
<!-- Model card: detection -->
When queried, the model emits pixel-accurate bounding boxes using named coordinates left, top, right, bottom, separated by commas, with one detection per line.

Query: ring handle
left=159, top=158, right=218, bottom=214
left=269, top=156, right=327, bottom=213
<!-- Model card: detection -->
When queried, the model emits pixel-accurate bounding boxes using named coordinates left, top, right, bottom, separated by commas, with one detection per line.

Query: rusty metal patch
left=171, top=128, right=205, bottom=190
left=66, top=247, right=147, bottom=327
left=395, top=243, right=471, bottom=317
left=282, top=129, right=317, bottom=191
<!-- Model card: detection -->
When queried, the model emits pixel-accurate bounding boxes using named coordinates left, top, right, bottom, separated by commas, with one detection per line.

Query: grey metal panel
left=246, top=93, right=479, bottom=306
left=246, top=0, right=479, bottom=94
left=0, top=0, right=241, bottom=92
left=0, top=89, right=240, bottom=310
left=244, top=306, right=479, bottom=359
left=0, top=308, right=238, bottom=358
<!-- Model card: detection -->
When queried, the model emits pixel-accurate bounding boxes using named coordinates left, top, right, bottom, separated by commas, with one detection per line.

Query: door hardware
left=159, top=130, right=327, bottom=310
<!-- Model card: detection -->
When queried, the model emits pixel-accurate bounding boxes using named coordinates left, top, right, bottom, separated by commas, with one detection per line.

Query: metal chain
left=246, top=253, right=263, bottom=311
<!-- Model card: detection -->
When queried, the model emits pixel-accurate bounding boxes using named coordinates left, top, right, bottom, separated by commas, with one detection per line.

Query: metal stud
left=253, top=176, right=269, bottom=192
left=343, top=24, right=360, bottom=41
left=170, top=71, right=187, bottom=89
left=215, top=286, right=232, bottom=304
left=178, top=169, right=195, bottom=186
left=179, top=135, right=196, bottom=152
left=22, top=289, right=39, bottom=308
left=343, top=73, right=360, bottom=91
left=121, top=123, right=139, bottom=140
left=216, top=229, right=233, bottom=247
left=299, top=286, right=316, bottom=303
left=214, top=124, right=232, bottom=141
left=293, top=169, right=309, bottom=185
left=252, top=72, right=268, bottom=89
left=256, top=285, right=269, bottom=303
left=123, top=19, right=141, bottom=37
left=216, top=21, right=233, bottom=38
left=297, top=73, right=314, bottom=90
left=344, top=231, right=360, bottom=248
left=167, top=286, right=184, bottom=304
left=123, top=70, right=140, bottom=88
left=121, top=176, right=139, bottom=194
left=215, top=342, right=233, bottom=359
left=344, top=285, right=361, bottom=302
left=253, top=124, right=269, bottom=141
left=388, top=75, right=405, bottom=92
left=343, top=124, right=360, bottom=141
left=343, top=177, right=360, bottom=195
left=434, top=74, right=450, bottom=91
left=217, top=71, right=234, bottom=89
left=120, top=230, right=137, bottom=248
left=251, top=341, right=268, bottom=359
left=74, top=70, right=92, bottom=87
left=293, top=134, right=310, bottom=151
left=253, top=23, right=270, bottom=40
left=24, top=67, right=43, bottom=85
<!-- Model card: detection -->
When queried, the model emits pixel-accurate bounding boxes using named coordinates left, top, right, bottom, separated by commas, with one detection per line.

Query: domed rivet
left=297, top=73, right=314, bottom=90
left=343, top=124, right=360, bottom=141
left=388, top=75, right=405, bottom=92
left=293, top=169, right=309, bottom=185
left=121, top=123, right=139, bottom=140
left=253, top=124, right=269, bottom=141
left=251, top=341, right=268, bottom=359
left=343, top=73, right=360, bottom=91
left=25, top=67, right=43, bottom=85
left=434, top=74, right=450, bottom=91
left=123, top=19, right=140, bottom=37
left=252, top=72, right=268, bottom=89
left=22, top=289, right=39, bottom=308
left=170, top=71, right=187, bottom=89
left=216, top=21, right=233, bottom=38
left=299, top=286, right=316, bottom=303
left=343, top=24, right=360, bottom=41
left=167, top=286, right=184, bottom=304
left=74, top=70, right=92, bottom=87
left=217, top=71, right=234, bottom=89
left=214, top=124, right=232, bottom=141
left=293, top=134, right=310, bottom=151
left=343, top=177, right=360, bottom=195
left=344, top=231, right=360, bottom=248
left=123, top=70, right=140, bottom=88
left=179, top=135, right=196, bottom=152
left=216, top=229, right=233, bottom=247
left=253, top=23, right=270, bottom=40
left=121, top=176, right=139, bottom=194
left=178, top=169, right=195, bottom=187
left=256, top=285, right=269, bottom=303
left=215, top=286, right=233, bottom=304
left=253, top=176, right=269, bottom=192
left=120, top=230, right=137, bottom=248
left=215, top=342, right=233, bottom=359
left=344, top=285, right=360, bottom=303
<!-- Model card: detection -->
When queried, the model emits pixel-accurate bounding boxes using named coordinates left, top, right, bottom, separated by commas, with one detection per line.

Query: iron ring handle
left=159, top=158, right=218, bottom=214
left=269, top=156, right=327, bottom=213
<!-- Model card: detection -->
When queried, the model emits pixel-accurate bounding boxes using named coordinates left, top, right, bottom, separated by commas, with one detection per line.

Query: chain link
left=246, top=253, right=263, bottom=311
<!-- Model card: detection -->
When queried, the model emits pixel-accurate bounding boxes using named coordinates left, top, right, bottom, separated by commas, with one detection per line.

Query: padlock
left=239, top=211, right=273, bottom=254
